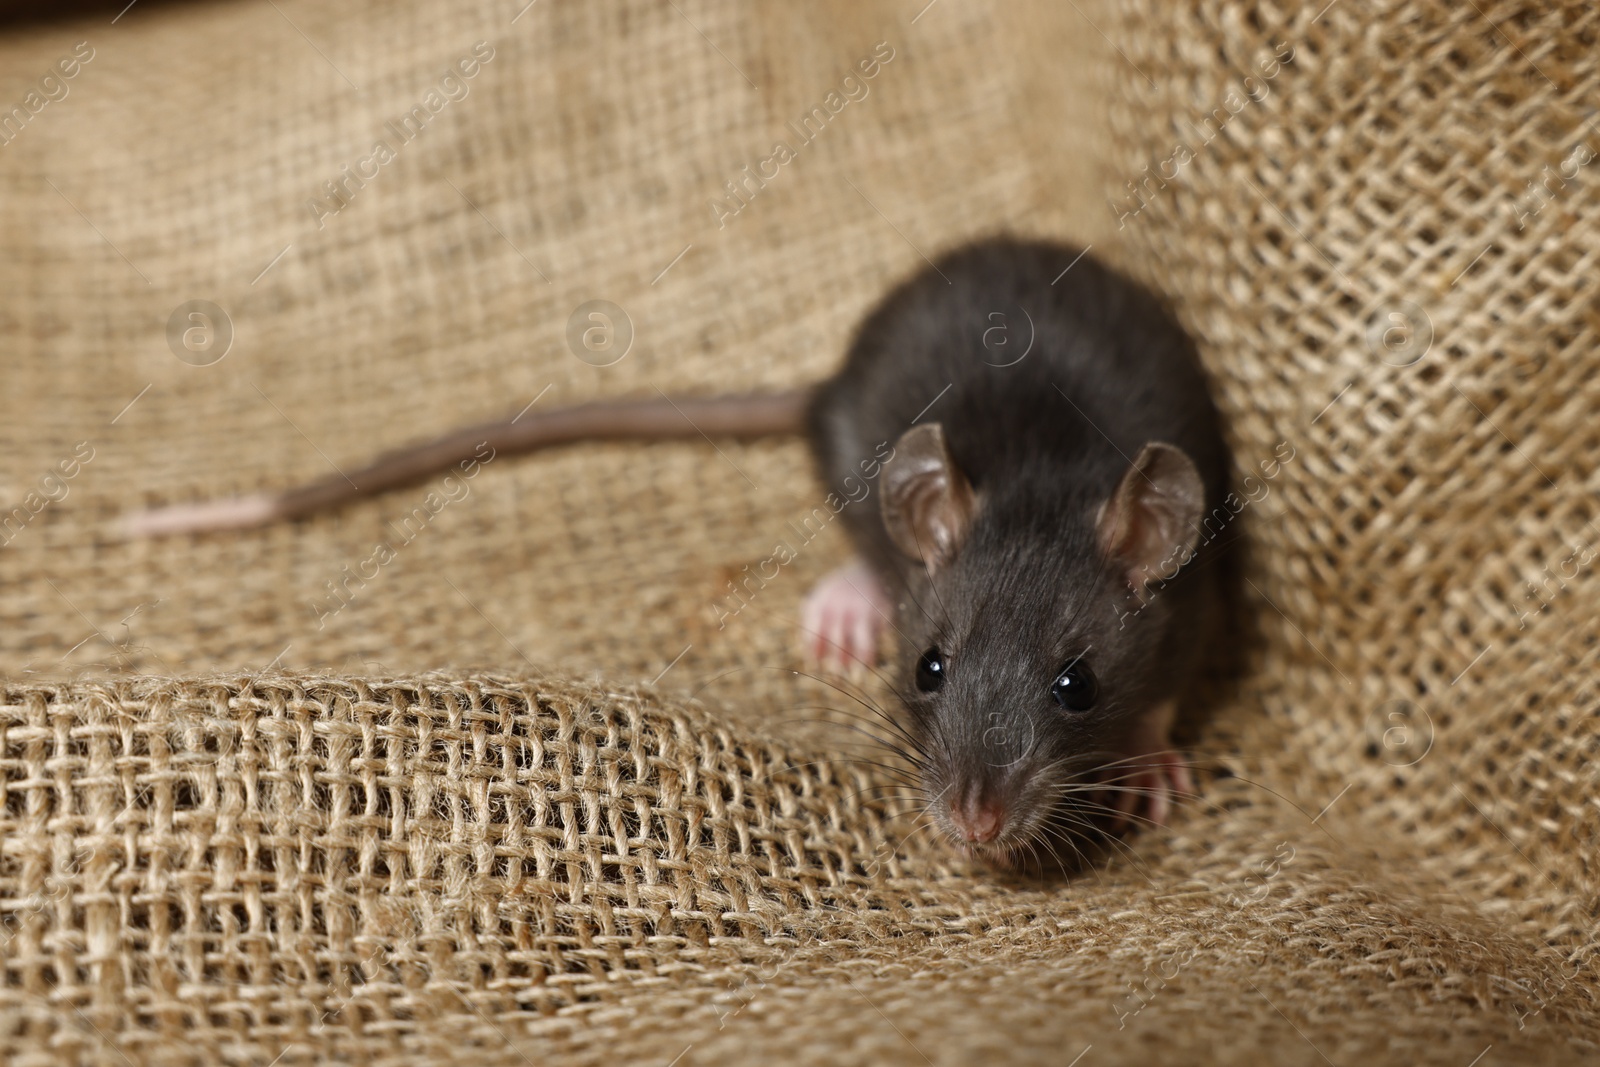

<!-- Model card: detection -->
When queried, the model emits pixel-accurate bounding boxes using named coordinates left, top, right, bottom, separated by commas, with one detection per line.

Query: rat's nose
left=950, top=791, right=1007, bottom=844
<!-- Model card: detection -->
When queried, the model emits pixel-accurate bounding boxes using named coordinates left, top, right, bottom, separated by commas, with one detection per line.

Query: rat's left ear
left=880, top=422, right=978, bottom=571
left=1096, top=441, right=1205, bottom=599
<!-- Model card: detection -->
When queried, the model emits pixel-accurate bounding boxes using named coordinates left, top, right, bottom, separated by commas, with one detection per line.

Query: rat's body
left=126, top=236, right=1229, bottom=867
left=805, top=239, right=1227, bottom=863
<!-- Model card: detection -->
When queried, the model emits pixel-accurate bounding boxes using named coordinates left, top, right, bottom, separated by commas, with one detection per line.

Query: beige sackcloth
left=0, top=0, right=1595, bottom=1062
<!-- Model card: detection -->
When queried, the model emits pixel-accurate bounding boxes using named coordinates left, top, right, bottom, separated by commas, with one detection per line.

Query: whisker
left=726, top=592, right=913, bottom=702
left=846, top=788, right=925, bottom=809
left=696, top=664, right=927, bottom=763
left=772, top=712, right=918, bottom=752
left=782, top=720, right=924, bottom=769
left=878, top=806, right=938, bottom=827
left=1067, top=792, right=1163, bottom=822
left=1028, top=821, right=1089, bottom=882
left=823, top=765, right=922, bottom=791
left=1047, top=800, right=1146, bottom=846
left=754, top=756, right=897, bottom=780
left=777, top=702, right=930, bottom=761
left=1089, top=750, right=1206, bottom=772
left=690, top=663, right=894, bottom=726
left=1213, top=773, right=1343, bottom=844
left=1043, top=806, right=1160, bottom=882
left=881, top=816, right=945, bottom=863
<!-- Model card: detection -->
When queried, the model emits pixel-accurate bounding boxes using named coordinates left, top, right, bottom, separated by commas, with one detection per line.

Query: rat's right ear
left=1096, top=441, right=1205, bottom=600
left=880, top=423, right=977, bottom=571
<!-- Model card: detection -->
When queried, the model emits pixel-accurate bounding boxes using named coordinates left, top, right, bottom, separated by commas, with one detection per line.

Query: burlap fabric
left=1, top=0, right=1596, bottom=1063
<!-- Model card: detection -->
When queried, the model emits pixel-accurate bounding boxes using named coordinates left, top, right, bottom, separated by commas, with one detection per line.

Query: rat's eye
left=914, top=648, right=945, bottom=692
left=1050, top=659, right=1097, bottom=712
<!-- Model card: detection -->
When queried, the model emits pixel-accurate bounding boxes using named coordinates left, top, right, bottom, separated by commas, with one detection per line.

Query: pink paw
left=1107, top=751, right=1195, bottom=830
left=799, top=560, right=891, bottom=674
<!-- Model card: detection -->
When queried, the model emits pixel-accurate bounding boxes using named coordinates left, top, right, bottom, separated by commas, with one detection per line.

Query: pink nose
left=951, top=794, right=1006, bottom=843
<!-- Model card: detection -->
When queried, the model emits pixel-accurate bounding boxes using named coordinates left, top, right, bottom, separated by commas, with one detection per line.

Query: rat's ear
left=880, top=423, right=977, bottom=571
left=1096, top=441, right=1204, bottom=599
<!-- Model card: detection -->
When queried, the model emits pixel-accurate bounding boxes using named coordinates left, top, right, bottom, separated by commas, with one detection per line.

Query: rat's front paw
left=799, top=559, right=890, bottom=674
left=1100, top=701, right=1195, bottom=830
left=1107, top=751, right=1195, bottom=829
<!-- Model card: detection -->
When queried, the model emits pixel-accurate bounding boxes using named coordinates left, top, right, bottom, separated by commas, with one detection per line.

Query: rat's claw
left=1145, top=768, right=1172, bottom=828
left=1105, top=751, right=1194, bottom=831
left=1162, top=754, right=1195, bottom=802
left=799, top=559, right=890, bottom=674
left=1108, top=783, right=1141, bottom=828
left=1143, top=751, right=1196, bottom=827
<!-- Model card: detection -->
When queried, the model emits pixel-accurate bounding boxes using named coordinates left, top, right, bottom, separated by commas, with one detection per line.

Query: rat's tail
left=123, top=388, right=813, bottom=537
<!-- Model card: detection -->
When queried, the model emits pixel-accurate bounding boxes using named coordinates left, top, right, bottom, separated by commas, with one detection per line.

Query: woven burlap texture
left=1, top=0, right=1597, bottom=1064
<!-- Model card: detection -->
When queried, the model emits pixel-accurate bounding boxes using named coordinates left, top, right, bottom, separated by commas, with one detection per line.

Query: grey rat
left=124, top=236, right=1228, bottom=866
left=805, top=238, right=1227, bottom=865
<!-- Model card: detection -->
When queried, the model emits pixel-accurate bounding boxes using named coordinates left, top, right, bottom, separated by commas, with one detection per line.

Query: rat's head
left=879, top=423, right=1206, bottom=867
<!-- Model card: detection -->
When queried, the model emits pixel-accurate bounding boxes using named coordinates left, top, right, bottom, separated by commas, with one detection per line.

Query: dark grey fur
left=806, top=236, right=1229, bottom=860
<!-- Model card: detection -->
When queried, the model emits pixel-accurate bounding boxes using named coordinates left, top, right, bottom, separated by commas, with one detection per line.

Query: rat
left=803, top=238, right=1227, bottom=867
left=124, top=236, right=1229, bottom=868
